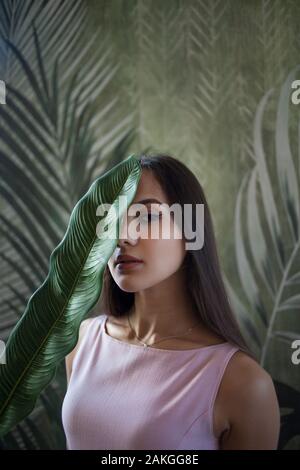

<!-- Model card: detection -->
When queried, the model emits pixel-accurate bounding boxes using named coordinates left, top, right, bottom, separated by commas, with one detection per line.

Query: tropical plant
left=0, top=0, right=142, bottom=448
left=228, top=66, right=300, bottom=449
left=0, top=152, right=142, bottom=438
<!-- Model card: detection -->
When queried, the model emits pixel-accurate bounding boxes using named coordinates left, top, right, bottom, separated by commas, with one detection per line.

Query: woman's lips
left=116, top=261, right=144, bottom=271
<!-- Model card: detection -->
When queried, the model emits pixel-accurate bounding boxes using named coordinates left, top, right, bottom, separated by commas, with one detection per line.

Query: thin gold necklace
left=127, top=313, right=201, bottom=349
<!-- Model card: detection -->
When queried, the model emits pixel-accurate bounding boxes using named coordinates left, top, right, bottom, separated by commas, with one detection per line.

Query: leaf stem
left=260, top=238, right=300, bottom=367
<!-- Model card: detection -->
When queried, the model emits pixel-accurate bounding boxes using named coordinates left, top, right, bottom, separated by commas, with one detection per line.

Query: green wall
left=0, top=0, right=299, bottom=450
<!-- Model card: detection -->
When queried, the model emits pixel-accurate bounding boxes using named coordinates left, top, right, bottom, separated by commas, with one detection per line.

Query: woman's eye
left=140, top=213, right=160, bottom=223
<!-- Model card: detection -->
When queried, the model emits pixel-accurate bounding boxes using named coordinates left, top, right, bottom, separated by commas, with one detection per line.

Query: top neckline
left=100, top=314, right=229, bottom=354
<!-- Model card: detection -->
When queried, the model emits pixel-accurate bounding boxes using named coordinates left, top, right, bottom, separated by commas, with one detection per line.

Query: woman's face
left=107, top=170, right=187, bottom=292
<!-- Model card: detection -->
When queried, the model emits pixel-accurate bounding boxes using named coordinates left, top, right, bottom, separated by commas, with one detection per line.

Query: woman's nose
left=117, top=215, right=139, bottom=246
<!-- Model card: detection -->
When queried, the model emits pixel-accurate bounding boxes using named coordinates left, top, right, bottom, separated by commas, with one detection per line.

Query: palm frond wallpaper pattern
left=0, top=0, right=299, bottom=449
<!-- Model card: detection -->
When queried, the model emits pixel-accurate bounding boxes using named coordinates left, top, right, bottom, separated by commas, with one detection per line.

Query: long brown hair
left=100, top=153, right=257, bottom=361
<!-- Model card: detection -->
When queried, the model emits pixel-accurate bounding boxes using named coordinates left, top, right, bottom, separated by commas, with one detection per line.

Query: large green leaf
left=0, top=153, right=142, bottom=437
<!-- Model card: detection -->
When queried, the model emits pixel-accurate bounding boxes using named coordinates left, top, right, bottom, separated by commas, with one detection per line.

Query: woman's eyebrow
left=135, top=198, right=162, bottom=205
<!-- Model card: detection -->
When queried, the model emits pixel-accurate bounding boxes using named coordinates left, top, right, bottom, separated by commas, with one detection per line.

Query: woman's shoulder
left=65, top=317, right=98, bottom=384
left=221, top=350, right=275, bottom=399
left=215, top=350, right=280, bottom=448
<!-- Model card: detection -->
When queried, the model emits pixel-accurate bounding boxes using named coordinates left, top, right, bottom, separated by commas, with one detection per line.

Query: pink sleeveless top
left=61, top=314, right=240, bottom=450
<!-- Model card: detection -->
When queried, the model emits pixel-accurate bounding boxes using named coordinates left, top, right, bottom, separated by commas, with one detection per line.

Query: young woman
left=62, top=153, right=280, bottom=450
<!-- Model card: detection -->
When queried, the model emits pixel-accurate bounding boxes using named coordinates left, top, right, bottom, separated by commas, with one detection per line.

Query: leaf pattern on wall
left=1, top=0, right=300, bottom=449
left=230, top=67, right=300, bottom=448
left=0, top=0, right=138, bottom=449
